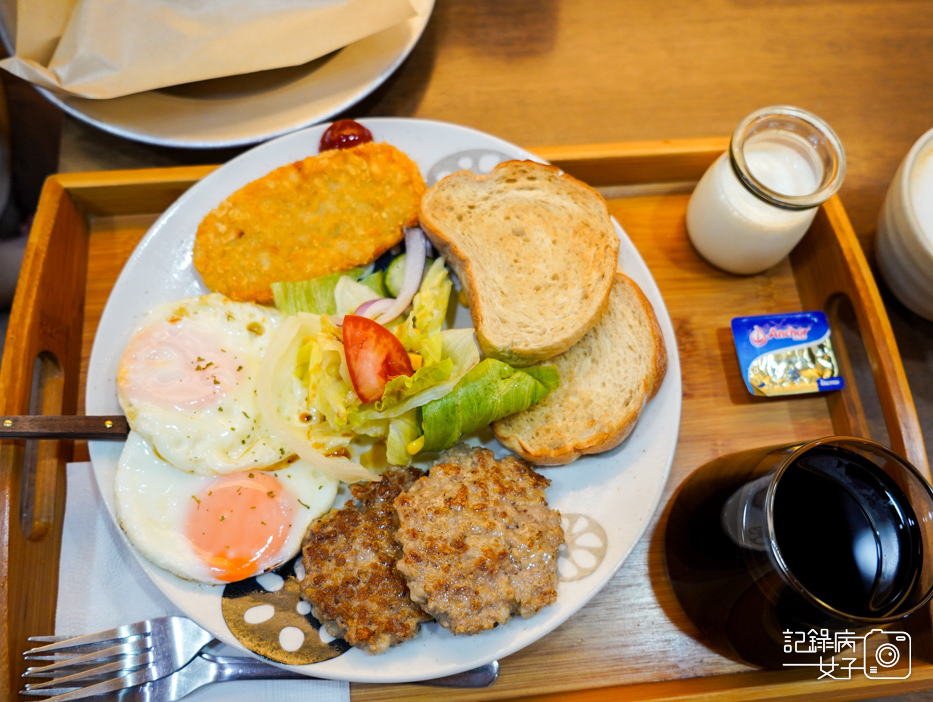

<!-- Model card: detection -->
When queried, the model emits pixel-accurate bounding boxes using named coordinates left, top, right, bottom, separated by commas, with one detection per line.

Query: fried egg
left=117, top=294, right=290, bottom=476
left=115, top=431, right=338, bottom=584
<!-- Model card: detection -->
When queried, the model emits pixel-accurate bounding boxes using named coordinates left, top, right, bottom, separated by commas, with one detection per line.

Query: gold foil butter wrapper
left=731, top=312, right=845, bottom=397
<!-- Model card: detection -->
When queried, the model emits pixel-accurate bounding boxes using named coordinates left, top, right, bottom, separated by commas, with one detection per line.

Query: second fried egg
left=116, top=431, right=338, bottom=584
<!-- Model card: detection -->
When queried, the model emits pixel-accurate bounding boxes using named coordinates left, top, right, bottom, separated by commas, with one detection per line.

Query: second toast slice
left=491, top=271, right=668, bottom=465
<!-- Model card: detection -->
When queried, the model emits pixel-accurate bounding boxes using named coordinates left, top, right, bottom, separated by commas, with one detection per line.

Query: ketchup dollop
left=319, top=120, right=374, bottom=152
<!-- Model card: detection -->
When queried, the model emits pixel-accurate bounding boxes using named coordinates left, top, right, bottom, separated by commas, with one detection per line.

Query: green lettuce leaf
left=305, top=331, right=355, bottom=430
left=385, top=410, right=422, bottom=466
left=348, top=328, right=479, bottom=427
left=417, top=331, right=444, bottom=367
left=376, top=358, right=454, bottom=413
left=333, top=276, right=380, bottom=317
left=420, top=359, right=560, bottom=453
left=412, top=257, right=452, bottom=336
left=395, top=258, right=453, bottom=355
left=256, top=313, right=379, bottom=483
left=271, top=267, right=365, bottom=316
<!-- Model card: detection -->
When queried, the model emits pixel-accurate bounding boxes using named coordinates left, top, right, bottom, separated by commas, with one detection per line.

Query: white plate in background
left=0, top=1, right=433, bottom=149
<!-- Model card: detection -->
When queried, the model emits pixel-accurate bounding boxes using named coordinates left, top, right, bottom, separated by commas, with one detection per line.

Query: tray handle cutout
left=18, top=351, right=66, bottom=541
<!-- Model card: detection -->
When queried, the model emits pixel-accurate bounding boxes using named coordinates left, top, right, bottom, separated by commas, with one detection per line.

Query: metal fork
left=24, top=643, right=499, bottom=701
left=22, top=617, right=214, bottom=701
left=23, top=618, right=499, bottom=700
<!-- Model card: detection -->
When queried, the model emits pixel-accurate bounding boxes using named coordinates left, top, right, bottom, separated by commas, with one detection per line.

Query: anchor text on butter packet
left=782, top=629, right=911, bottom=680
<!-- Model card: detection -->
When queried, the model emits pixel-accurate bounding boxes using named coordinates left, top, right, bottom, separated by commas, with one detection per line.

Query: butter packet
left=731, top=311, right=845, bottom=397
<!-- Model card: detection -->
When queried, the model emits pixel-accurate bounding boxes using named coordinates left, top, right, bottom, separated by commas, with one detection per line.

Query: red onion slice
left=353, top=298, right=392, bottom=319
left=353, top=227, right=427, bottom=326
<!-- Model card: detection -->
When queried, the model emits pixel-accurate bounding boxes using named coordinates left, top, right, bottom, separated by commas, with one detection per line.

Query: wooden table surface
left=48, top=1, right=933, bottom=699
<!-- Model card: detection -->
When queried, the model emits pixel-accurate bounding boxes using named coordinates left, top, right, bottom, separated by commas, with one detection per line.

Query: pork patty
left=299, top=467, right=430, bottom=654
left=394, top=444, right=563, bottom=635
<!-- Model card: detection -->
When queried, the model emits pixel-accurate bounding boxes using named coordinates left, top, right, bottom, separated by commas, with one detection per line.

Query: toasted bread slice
left=419, top=160, right=619, bottom=366
left=492, top=271, right=667, bottom=465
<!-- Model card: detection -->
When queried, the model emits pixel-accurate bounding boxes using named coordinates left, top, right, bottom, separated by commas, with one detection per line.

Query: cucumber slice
left=385, top=254, right=436, bottom=298
left=359, top=270, right=388, bottom=297
left=385, top=254, right=406, bottom=297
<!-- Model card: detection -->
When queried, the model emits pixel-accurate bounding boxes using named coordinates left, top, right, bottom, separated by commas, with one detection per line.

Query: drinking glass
left=665, top=436, right=933, bottom=669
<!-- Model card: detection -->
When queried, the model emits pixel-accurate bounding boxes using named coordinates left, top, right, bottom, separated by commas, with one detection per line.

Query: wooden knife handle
left=0, top=415, right=129, bottom=440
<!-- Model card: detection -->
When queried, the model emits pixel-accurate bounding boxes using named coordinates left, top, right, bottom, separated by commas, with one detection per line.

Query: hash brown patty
left=299, top=467, right=430, bottom=654
left=193, top=142, right=426, bottom=303
left=394, top=445, right=563, bottom=635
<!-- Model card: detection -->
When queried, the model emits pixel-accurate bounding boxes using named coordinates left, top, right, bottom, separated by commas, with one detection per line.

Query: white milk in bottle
left=686, top=106, right=846, bottom=275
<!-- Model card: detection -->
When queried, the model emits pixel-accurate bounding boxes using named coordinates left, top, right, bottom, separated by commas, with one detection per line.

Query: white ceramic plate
left=86, top=117, right=682, bottom=683
left=8, top=1, right=432, bottom=149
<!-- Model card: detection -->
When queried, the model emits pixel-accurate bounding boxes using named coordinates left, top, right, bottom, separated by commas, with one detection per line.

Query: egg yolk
left=118, top=319, right=245, bottom=411
left=186, top=471, right=297, bottom=582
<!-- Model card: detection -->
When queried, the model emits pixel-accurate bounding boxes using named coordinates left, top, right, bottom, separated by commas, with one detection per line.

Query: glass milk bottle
left=686, top=106, right=846, bottom=275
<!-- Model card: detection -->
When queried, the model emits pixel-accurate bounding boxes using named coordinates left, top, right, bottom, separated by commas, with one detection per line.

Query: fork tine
left=20, top=689, right=79, bottom=697
left=19, top=675, right=141, bottom=702
left=25, top=621, right=148, bottom=655
left=23, top=640, right=150, bottom=672
left=25, top=642, right=136, bottom=658
left=20, top=689, right=85, bottom=698
left=20, top=664, right=159, bottom=702
left=21, top=667, right=112, bottom=683
left=24, top=653, right=151, bottom=690
left=22, top=654, right=110, bottom=663
left=22, top=664, right=105, bottom=679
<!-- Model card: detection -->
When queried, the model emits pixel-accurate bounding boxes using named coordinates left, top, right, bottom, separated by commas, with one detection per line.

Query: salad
left=257, top=226, right=559, bottom=482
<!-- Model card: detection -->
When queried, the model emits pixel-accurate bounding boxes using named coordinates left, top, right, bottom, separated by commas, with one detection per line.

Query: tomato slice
left=342, top=314, right=414, bottom=403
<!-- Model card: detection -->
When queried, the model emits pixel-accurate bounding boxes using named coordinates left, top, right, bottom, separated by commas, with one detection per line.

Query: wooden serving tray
left=2, top=138, right=931, bottom=701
